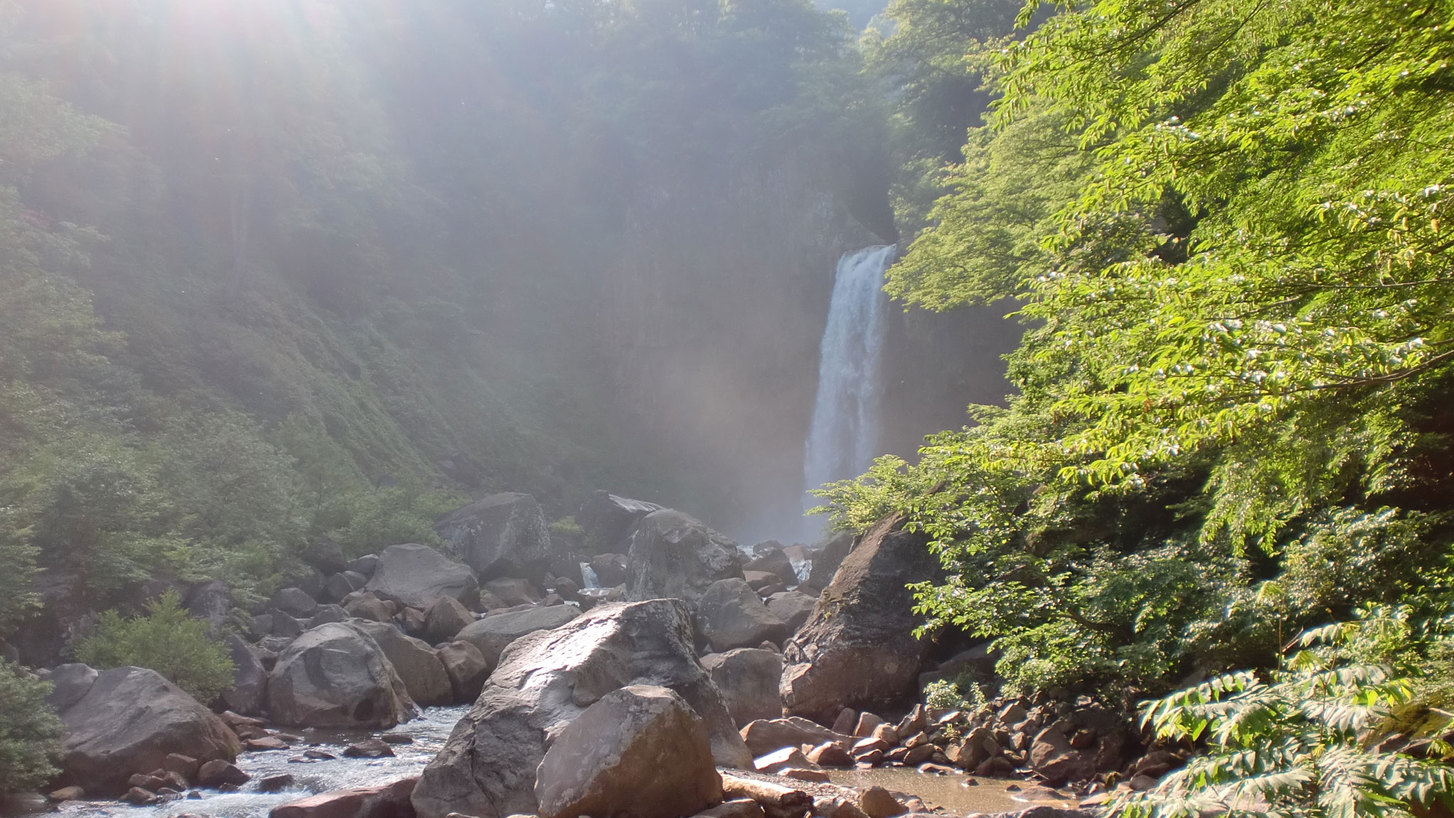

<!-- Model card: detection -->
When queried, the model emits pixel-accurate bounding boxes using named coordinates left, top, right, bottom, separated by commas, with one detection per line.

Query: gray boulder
left=765, top=590, right=817, bottom=634
left=454, top=604, right=580, bottom=666
left=701, top=648, right=783, bottom=727
left=805, top=532, right=854, bottom=591
left=697, top=578, right=790, bottom=652
left=54, top=666, right=240, bottom=796
left=412, top=599, right=751, bottom=818
left=425, top=595, right=476, bottom=644
left=435, top=493, right=553, bottom=583
left=577, top=491, right=662, bottom=555
left=366, top=543, right=479, bottom=609
left=626, top=510, right=743, bottom=607
left=437, top=640, right=491, bottom=703
left=267, top=622, right=419, bottom=728
left=221, top=634, right=268, bottom=715
left=303, top=536, right=349, bottom=576
left=781, top=516, right=941, bottom=723
left=44, top=663, right=98, bottom=712
left=535, top=685, right=723, bottom=818
left=184, top=580, right=232, bottom=635
left=349, top=620, right=454, bottom=707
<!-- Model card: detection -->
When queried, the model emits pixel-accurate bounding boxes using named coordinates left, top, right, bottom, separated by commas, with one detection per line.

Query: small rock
left=807, top=741, right=855, bottom=767
left=47, top=786, right=85, bottom=802
left=258, top=774, right=296, bottom=793
left=304, top=749, right=337, bottom=760
left=858, top=786, right=906, bottom=818
left=198, top=759, right=250, bottom=788
left=127, top=773, right=166, bottom=791
left=343, top=738, right=395, bottom=758
left=163, top=752, right=200, bottom=781
left=918, top=763, right=955, bottom=775
left=380, top=732, right=414, bottom=745
left=694, top=798, right=767, bottom=818
left=782, top=768, right=830, bottom=782
left=246, top=736, right=289, bottom=751
left=122, top=787, right=159, bottom=805
left=854, top=712, right=885, bottom=738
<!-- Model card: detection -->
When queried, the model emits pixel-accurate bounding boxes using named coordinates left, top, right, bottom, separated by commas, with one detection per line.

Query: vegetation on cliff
left=827, top=0, right=1454, bottom=809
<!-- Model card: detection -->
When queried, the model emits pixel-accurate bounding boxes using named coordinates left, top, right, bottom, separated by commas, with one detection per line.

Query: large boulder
left=54, top=666, right=240, bottom=796
left=184, top=579, right=232, bottom=635
left=454, top=604, right=581, bottom=666
left=765, top=591, right=817, bottom=634
left=576, top=491, right=663, bottom=555
left=349, top=620, right=454, bottom=707
left=221, top=633, right=268, bottom=715
left=365, top=544, right=479, bottom=610
left=412, top=599, right=752, bottom=818
left=267, top=623, right=419, bottom=728
left=535, top=685, right=723, bottom=818
left=435, top=493, right=554, bottom=583
left=437, top=640, right=491, bottom=702
left=701, top=648, right=784, bottom=727
left=424, top=596, right=475, bottom=644
left=625, top=510, right=744, bottom=607
left=780, top=516, right=941, bottom=723
left=697, top=578, right=791, bottom=651
left=804, top=532, right=854, bottom=591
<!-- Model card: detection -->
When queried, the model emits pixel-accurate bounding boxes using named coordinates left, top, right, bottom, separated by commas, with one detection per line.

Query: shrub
left=74, top=590, right=235, bottom=704
left=0, top=661, right=62, bottom=796
left=1114, top=608, right=1454, bottom=818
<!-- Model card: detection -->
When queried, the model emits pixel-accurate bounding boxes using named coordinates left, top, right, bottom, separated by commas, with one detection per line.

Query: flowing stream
left=801, top=245, right=895, bottom=524
left=34, top=706, right=469, bottom=818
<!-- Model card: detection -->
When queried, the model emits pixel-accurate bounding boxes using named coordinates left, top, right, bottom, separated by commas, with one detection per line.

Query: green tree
left=75, top=591, right=235, bottom=704
left=0, top=661, right=61, bottom=796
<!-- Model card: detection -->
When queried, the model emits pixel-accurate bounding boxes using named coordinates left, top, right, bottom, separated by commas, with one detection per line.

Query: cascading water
left=801, top=245, right=895, bottom=525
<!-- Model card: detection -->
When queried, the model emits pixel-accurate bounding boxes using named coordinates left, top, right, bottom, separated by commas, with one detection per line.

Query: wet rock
left=47, top=786, right=85, bottom=802
left=764, top=591, right=817, bottom=635
left=343, top=739, right=395, bottom=758
left=698, top=578, right=791, bottom=652
left=588, top=553, right=629, bottom=588
left=123, top=787, right=160, bottom=805
left=270, top=777, right=416, bottom=818
left=350, top=619, right=454, bottom=707
left=1029, top=727, right=1093, bottom=786
left=267, top=622, right=418, bottom=728
left=198, top=759, right=250, bottom=788
left=412, top=599, right=750, bottom=818
left=805, top=532, right=854, bottom=590
left=740, top=717, right=851, bottom=757
left=754, top=746, right=813, bottom=774
left=366, top=543, right=479, bottom=609
left=858, top=786, right=905, bottom=818
left=702, top=648, right=784, bottom=727
left=258, top=774, right=297, bottom=793
left=222, top=634, right=268, bottom=716
left=425, top=596, right=475, bottom=644
left=435, top=493, right=554, bottom=583
left=54, top=666, right=240, bottom=796
left=437, top=640, right=491, bottom=703
left=781, top=516, right=941, bottom=723
left=455, top=604, right=580, bottom=666
left=535, top=685, right=724, bottom=818
left=625, top=510, right=744, bottom=608
left=577, top=491, right=663, bottom=555
left=162, top=753, right=199, bottom=781
left=246, top=736, right=290, bottom=751
left=744, top=547, right=800, bottom=589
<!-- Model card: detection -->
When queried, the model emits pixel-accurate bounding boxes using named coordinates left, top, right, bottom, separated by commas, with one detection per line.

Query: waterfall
left=802, top=245, right=895, bottom=514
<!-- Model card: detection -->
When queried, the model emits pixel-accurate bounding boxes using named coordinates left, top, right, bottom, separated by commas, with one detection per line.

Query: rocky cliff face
left=587, top=155, right=883, bottom=537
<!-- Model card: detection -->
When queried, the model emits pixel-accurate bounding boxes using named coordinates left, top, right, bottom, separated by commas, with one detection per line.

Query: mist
left=0, top=0, right=1016, bottom=552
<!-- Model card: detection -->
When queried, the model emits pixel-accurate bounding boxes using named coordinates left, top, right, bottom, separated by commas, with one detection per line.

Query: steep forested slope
left=0, top=0, right=894, bottom=640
